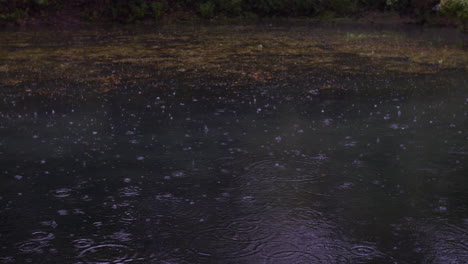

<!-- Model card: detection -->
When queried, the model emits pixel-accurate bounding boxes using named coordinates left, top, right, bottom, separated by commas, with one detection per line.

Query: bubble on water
left=172, top=171, right=186, bottom=178
left=57, top=210, right=69, bottom=216
left=73, top=208, right=85, bottom=215
left=339, top=182, right=353, bottom=189
left=120, top=186, right=141, bottom=197
left=242, top=196, right=255, bottom=201
left=136, top=156, right=145, bottom=161
left=14, top=175, right=23, bottom=180
left=40, top=220, right=58, bottom=229
left=51, top=188, right=72, bottom=198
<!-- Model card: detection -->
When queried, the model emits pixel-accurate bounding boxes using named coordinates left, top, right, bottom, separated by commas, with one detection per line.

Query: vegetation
left=438, top=0, right=467, bottom=30
left=0, top=0, right=466, bottom=26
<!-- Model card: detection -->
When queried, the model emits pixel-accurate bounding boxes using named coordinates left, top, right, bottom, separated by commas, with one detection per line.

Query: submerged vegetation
left=0, top=0, right=466, bottom=26
left=0, top=24, right=466, bottom=97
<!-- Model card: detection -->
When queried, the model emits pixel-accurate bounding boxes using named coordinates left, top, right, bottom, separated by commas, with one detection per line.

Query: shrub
left=384, top=0, right=410, bottom=11
left=108, top=0, right=149, bottom=23
left=245, top=0, right=285, bottom=16
left=0, top=8, right=29, bottom=21
left=293, top=0, right=322, bottom=15
left=326, top=0, right=358, bottom=15
left=438, top=0, right=468, bottom=20
left=358, top=0, right=386, bottom=10
left=199, top=1, right=215, bottom=18
left=150, top=2, right=165, bottom=20
left=129, top=0, right=148, bottom=21
left=34, top=0, right=50, bottom=6
left=216, top=0, right=243, bottom=16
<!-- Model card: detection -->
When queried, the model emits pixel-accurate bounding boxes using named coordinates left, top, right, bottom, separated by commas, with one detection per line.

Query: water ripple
left=73, top=238, right=95, bottom=249
left=78, top=244, right=137, bottom=264
left=187, top=228, right=260, bottom=258
left=257, top=241, right=300, bottom=258
left=30, top=231, right=55, bottom=241
left=16, top=241, right=45, bottom=253
left=227, top=218, right=261, bottom=232
left=350, top=245, right=377, bottom=256
left=265, top=252, right=325, bottom=264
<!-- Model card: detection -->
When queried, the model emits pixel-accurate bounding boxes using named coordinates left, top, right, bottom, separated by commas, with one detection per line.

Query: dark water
left=0, top=24, right=467, bottom=264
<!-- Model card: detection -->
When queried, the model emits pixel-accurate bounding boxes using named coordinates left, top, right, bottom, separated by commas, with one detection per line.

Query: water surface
left=0, top=23, right=467, bottom=264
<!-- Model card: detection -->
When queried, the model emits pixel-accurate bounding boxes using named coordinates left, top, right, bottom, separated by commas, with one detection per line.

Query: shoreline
left=0, top=10, right=461, bottom=30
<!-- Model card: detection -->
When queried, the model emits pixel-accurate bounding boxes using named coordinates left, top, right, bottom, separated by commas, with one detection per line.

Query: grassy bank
left=0, top=0, right=466, bottom=28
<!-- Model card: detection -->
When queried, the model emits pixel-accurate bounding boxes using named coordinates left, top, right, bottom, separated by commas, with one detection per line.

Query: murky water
left=1, top=23, right=467, bottom=264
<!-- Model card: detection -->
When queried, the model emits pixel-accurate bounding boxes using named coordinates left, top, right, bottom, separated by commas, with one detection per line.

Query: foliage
left=215, top=0, right=243, bottom=16
left=107, top=0, right=169, bottom=22
left=245, top=0, right=285, bottom=15
left=0, top=0, right=59, bottom=22
left=292, top=0, right=322, bottom=15
left=129, top=0, right=148, bottom=21
left=384, top=0, right=410, bottom=11
left=0, top=0, right=465, bottom=25
left=438, top=0, right=468, bottom=20
left=0, top=7, right=29, bottom=21
left=199, top=1, right=216, bottom=18
left=326, top=0, right=358, bottom=15
left=150, top=2, right=165, bottom=20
